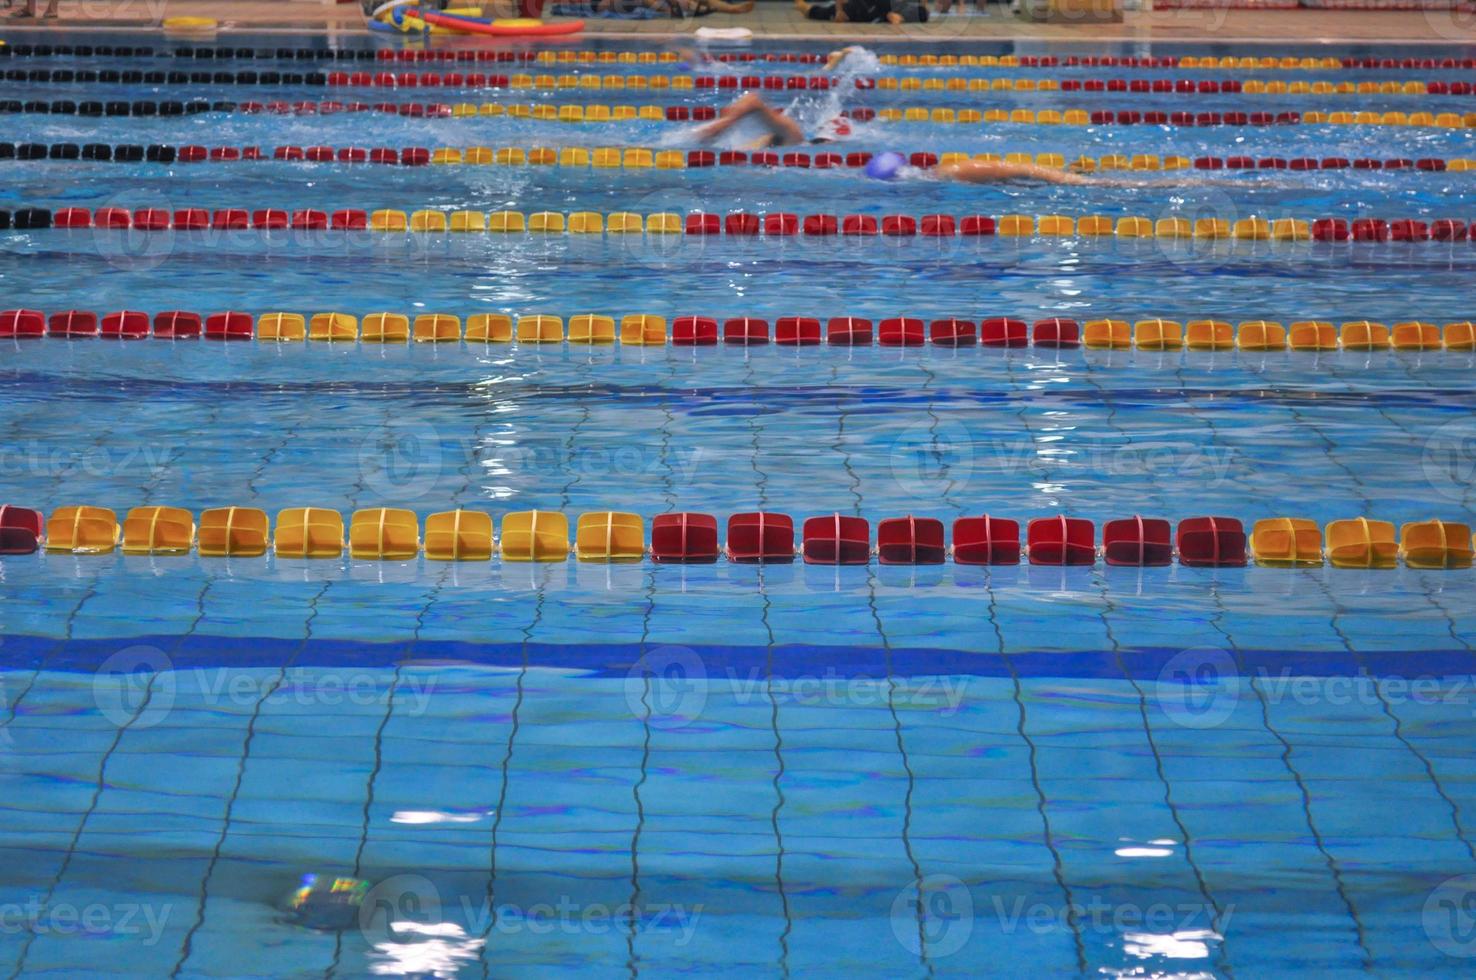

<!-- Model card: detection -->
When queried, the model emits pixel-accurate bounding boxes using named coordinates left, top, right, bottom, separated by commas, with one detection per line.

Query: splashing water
left=660, top=45, right=883, bottom=148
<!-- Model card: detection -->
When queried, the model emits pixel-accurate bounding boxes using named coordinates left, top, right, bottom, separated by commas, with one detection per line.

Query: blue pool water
left=3, top=31, right=1476, bottom=977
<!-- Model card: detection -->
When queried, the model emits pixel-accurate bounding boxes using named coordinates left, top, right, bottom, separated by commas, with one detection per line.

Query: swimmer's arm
left=695, top=92, right=804, bottom=147
left=935, top=159, right=1098, bottom=185
left=823, top=45, right=861, bottom=71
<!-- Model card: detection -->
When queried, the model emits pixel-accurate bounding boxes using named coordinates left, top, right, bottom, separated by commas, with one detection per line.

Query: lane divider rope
left=8, top=142, right=1470, bottom=173
left=8, top=98, right=1474, bottom=130
left=3, top=505, right=1471, bottom=569
left=5, top=42, right=1476, bottom=72
left=13, top=65, right=1476, bottom=96
left=3, top=309, right=1472, bottom=351
left=10, top=208, right=1476, bottom=243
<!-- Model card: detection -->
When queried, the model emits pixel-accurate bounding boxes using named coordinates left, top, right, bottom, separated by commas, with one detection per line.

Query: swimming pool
left=2, top=30, right=1476, bottom=977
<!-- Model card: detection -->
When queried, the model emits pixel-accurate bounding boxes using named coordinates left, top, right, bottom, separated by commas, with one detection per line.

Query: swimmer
left=672, top=43, right=868, bottom=73
left=694, top=91, right=853, bottom=149
left=935, top=158, right=1105, bottom=185
left=865, top=150, right=1222, bottom=187
left=823, top=45, right=867, bottom=71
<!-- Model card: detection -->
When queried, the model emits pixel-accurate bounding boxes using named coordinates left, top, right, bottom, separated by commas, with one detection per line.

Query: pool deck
left=5, top=2, right=1476, bottom=45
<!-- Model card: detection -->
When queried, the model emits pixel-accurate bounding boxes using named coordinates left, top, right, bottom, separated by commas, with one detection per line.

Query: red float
left=723, top=317, right=769, bottom=345
left=154, top=310, right=202, bottom=339
left=173, top=209, right=209, bottom=230
left=95, top=208, right=131, bottom=229
left=48, top=310, right=97, bottom=337
left=1102, top=515, right=1173, bottom=566
left=53, top=208, right=91, bottom=229
left=775, top=317, right=821, bottom=345
left=960, top=216, right=996, bottom=236
left=291, top=210, right=328, bottom=230
left=205, top=311, right=253, bottom=340
left=980, top=317, right=1028, bottom=348
left=879, top=317, right=925, bottom=347
left=827, top=317, right=872, bottom=346
left=877, top=516, right=946, bottom=565
left=803, top=214, right=838, bottom=236
left=101, top=311, right=150, bottom=339
left=726, top=512, right=794, bottom=563
left=1176, top=516, right=1247, bottom=567
left=1027, top=516, right=1095, bottom=566
left=1432, top=219, right=1468, bottom=241
left=1032, top=317, right=1080, bottom=348
left=930, top=319, right=976, bottom=347
left=1352, top=219, right=1389, bottom=242
left=0, top=506, right=43, bottom=554
left=921, top=215, right=955, bottom=237
left=765, top=213, right=798, bottom=236
left=684, top=213, right=719, bottom=236
left=1390, top=219, right=1430, bottom=242
left=650, top=513, right=718, bottom=564
left=0, top=310, right=44, bottom=338
left=672, top=316, right=718, bottom=346
left=802, top=514, right=869, bottom=565
left=134, top=209, right=170, bottom=231
left=725, top=212, right=759, bottom=236
left=952, top=515, right=1020, bottom=565
left=882, top=215, right=917, bottom=237
left=1312, top=218, right=1349, bottom=241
